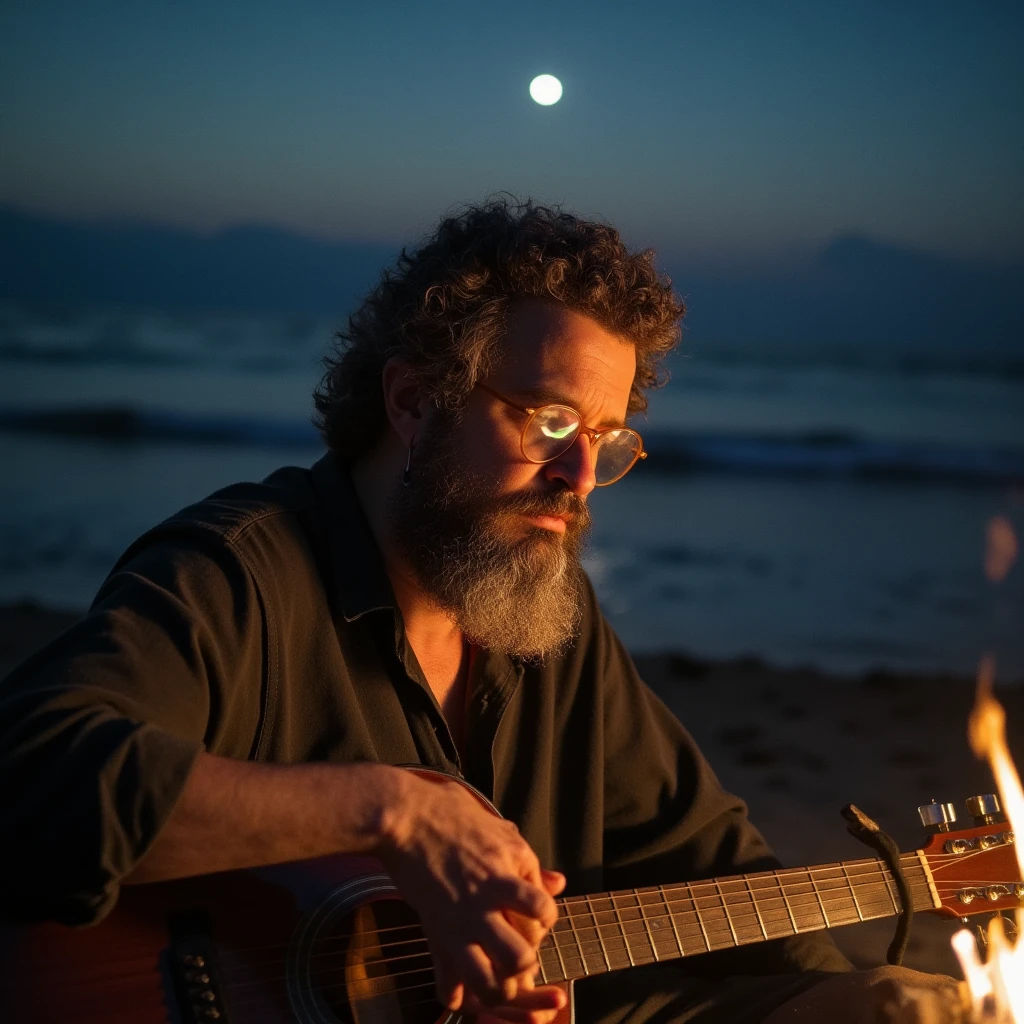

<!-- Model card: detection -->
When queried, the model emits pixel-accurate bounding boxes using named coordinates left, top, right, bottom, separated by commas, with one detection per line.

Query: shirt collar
left=310, top=451, right=397, bottom=622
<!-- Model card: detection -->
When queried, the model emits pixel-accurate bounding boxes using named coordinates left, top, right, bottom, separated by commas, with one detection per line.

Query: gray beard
left=387, top=420, right=591, bottom=661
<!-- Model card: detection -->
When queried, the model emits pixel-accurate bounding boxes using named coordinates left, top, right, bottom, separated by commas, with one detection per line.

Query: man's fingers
left=488, top=876, right=558, bottom=930
left=433, top=965, right=463, bottom=1013
left=503, top=907, right=547, bottom=948
left=479, top=911, right=540, bottom=977
left=454, top=941, right=507, bottom=1006
left=469, top=983, right=568, bottom=1024
left=540, top=868, right=566, bottom=896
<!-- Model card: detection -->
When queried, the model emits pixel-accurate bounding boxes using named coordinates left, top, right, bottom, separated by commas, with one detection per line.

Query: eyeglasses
left=475, top=382, right=647, bottom=486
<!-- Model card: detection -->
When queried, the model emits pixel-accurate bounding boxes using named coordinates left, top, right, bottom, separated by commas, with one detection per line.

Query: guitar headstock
left=917, top=796, right=1023, bottom=919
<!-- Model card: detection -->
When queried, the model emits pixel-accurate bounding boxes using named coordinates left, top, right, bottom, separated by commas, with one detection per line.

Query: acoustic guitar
left=1, top=766, right=1020, bottom=1023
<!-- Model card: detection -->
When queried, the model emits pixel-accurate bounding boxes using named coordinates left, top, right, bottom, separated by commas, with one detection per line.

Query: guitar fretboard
left=536, top=854, right=935, bottom=983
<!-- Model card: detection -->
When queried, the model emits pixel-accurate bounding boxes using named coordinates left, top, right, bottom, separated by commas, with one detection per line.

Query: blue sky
left=1, top=1, right=1021, bottom=264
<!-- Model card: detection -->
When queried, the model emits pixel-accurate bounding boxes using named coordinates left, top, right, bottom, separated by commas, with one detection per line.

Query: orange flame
left=952, top=655, right=1024, bottom=1021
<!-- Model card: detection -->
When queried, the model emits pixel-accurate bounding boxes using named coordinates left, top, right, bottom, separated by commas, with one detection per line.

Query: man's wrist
left=350, top=762, right=413, bottom=856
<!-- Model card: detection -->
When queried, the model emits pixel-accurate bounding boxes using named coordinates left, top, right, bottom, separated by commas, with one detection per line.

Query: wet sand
left=4, top=602, right=1022, bottom=978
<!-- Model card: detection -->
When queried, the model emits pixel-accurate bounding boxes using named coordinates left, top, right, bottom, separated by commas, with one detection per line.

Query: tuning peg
left=918, top=799, right=957, bottom=832
left=965, top=793, right=1004, bottom=825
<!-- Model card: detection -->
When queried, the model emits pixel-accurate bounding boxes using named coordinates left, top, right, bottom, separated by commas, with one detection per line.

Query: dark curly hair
left=313, top=198, right=685, bottom=459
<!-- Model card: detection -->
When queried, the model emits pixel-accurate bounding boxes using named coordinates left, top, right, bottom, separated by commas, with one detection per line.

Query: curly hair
left=313, top=198, right=685, bottom=459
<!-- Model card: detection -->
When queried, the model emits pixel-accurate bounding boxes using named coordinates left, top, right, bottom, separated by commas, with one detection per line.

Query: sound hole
left=311, top=899, right=444, bottom=1024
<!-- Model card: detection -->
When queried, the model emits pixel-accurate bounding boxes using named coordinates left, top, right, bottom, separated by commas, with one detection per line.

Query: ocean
left=1, top=303, right=1021, bottom=680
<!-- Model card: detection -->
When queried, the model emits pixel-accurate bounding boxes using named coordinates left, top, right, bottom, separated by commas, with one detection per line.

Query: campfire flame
left=951, top=516, right=1021, bottom=1022
left=951, top=655, right=1024, bottom=1022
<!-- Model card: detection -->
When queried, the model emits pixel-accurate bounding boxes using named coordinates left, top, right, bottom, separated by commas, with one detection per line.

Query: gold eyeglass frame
left=475, top=382, right=647, bottom=486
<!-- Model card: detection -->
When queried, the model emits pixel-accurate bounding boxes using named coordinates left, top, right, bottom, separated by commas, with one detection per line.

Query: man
left=0, top=200, right=956, bottom=1022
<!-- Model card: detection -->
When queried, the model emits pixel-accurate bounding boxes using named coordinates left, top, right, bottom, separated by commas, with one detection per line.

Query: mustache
left=489, top=489, right=591, bottom=526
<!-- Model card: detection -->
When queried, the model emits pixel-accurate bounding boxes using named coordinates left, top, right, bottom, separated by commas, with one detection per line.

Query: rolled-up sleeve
left=0, top=530, right=264, bottom=925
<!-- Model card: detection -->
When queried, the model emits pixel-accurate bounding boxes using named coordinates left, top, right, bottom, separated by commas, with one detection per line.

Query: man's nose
left=543, top=435, right=597, bottom=497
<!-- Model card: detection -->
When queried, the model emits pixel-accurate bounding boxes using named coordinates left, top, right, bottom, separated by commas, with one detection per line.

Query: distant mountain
left=665, top=233, right=1022, bottom=356
left=0, top=205, right=392, bottom=316
left=1, top=205, right=1020, bottom=354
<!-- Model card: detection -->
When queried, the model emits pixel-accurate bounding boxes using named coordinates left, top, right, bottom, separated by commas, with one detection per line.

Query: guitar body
left=0, top=767, right=572, bottom=1024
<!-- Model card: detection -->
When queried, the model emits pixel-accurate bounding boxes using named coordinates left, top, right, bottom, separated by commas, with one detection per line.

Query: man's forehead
left=488, top=301, right=635, bottom=426
left=497, top=301, right=635, bottom=381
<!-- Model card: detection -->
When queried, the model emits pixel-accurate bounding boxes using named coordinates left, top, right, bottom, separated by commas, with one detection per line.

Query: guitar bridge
left=168, top=914, right=229, bottom=1023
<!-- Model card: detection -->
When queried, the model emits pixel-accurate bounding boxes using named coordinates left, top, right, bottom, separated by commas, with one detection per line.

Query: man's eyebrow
left=515, top=386, right=627, bottom=429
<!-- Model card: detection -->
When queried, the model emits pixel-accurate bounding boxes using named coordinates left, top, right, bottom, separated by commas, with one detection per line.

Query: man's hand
left=376, top=771, right=568, bottom=1022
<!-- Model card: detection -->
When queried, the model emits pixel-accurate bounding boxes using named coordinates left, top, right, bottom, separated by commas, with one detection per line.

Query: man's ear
left=381, top=358, right=430, bottom=448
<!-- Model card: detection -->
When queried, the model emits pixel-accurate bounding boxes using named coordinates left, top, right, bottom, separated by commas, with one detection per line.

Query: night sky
left=2, top=1, right=1021, bottom=267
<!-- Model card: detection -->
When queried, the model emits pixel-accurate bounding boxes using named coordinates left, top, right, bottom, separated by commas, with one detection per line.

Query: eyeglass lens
left=524, top=406, right=641, bottom=484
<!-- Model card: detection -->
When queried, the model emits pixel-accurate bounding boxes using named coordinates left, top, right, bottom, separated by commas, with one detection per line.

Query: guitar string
left=224, top=868, right=929, bottom=1003
left=224, top=873, right=933, bottom=1013
left=209, top=854, right=937, bottom=958
left=290, top=843, right=1007, bottom=955
left=141, top=846, right=999, bottom=969
left=2, top=865, right=1006, bottom=996
left=221, top=878, right=956, bottom=1018
left=7, top=868, right=1002, bottom=1002
left=216, top=878, right=939, bottom=993
left=213, top=871, right=934, bottom=974
left=9, top=871, right=996, bottom=997
left=1, top=880, right=989, bottom=1016
left=1, top=874, right=942, bottom=1002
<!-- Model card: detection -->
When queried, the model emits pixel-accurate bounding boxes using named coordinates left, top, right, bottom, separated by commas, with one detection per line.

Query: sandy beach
left=4, top=601, right=1022, bottom=980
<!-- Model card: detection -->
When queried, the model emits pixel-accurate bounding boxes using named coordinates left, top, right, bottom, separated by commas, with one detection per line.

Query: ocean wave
left=0, top=407, right=322, bottom=447
left=642, top=430, right=1024, bottom=484
left=1, top=406, right=1021, bottom=484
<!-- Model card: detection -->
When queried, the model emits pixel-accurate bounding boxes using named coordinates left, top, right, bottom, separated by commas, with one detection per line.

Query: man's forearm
left=125, top=752, right=406, bottom=883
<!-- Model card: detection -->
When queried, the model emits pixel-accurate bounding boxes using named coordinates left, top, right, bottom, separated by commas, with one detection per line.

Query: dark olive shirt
left=0, top=453, right=850, bottom=1019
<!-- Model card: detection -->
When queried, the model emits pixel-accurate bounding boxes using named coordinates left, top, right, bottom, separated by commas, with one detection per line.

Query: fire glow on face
left=952, top=515, right=1023, bottom=1022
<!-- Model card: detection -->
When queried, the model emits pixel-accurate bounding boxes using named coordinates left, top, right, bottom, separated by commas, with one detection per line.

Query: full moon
left=529, top=74, right=562, bottom=106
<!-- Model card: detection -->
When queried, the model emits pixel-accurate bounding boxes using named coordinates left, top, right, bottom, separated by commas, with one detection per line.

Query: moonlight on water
left=529, top=74, right=562, bottom=105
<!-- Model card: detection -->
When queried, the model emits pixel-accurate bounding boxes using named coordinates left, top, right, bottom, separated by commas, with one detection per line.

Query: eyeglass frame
left=474, top=381, right=647, bottom=486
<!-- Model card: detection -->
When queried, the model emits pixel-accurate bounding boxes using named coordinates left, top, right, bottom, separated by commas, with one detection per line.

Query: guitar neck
left=537, top=853, right=937, bottom=984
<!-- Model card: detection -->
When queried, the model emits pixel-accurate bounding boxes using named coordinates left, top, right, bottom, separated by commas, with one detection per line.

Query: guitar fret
left=667, top=884, right=712, bottom=954
left=744, top=876, right=768, bottom=940
left=588, top=895, right=613, bottom=971
left=809, top=871, right=831, bottom=927
left=564, top=898, right=590, bottom=976
left=692, top=888, right=713, bottom=952
left=762, top=868, right=800, bottom=934
left=636, top=889, right=660, bottom=961
left=547, top=921, right=566, bottom=983
left=847, top=860, right=900, bottom=921
left=687, top=882, right=734, bottom=950
left=808, top=866, right=861, bottom=928
left=581, top=895, right=621, bottom=973
left=660, top=885, right=686, bottom=957
left=718, top=878, right=770, bottom=944
left=640, top=886, right=682, bottom=959
left=609, top=896, right=636, bottom=966
left=714, top=879, right=740, bottom=946
left=841, top=862, right=865, bottom=922
left=749, top=871, right=796, bottom=938
left=787, top=870, right=827, bottom=931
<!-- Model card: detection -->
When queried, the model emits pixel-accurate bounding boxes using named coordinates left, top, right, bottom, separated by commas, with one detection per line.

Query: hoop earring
left=402, top=443, right=413, bottom=486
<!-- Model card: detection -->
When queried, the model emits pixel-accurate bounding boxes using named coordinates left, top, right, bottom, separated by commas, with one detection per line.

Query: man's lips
left=523, top=513, right=568, bottom=534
